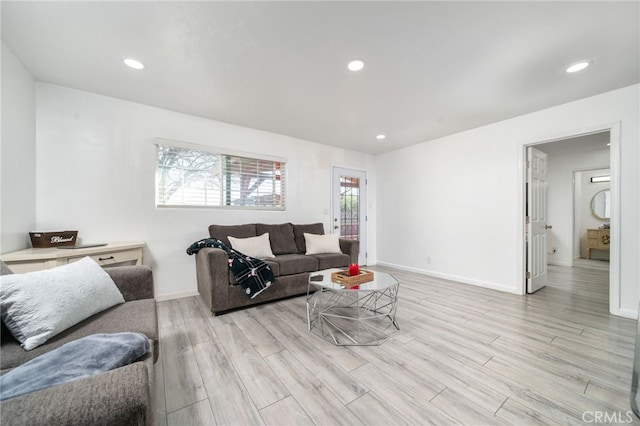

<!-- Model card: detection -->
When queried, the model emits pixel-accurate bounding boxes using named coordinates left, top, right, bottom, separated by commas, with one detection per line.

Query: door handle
left=333, top=225, right=339, bottom=230
left=545, top=225, right=553, bottom=229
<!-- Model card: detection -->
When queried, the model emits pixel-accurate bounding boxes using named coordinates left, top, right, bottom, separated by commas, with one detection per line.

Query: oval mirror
left=591, top=189, right=610, bottom=220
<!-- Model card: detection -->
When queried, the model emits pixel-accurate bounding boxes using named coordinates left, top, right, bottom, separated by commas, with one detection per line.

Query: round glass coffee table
left=306, top=268, right=400, bottom=346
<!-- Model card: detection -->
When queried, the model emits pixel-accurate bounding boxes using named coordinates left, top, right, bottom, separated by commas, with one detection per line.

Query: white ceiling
left=2, top=1, right=638, bottom=154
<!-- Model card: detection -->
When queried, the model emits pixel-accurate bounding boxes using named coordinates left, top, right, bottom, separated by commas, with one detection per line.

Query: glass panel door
left=339, top=176, right=360, bottom=241
left=332, top=167, right=367, bottom=265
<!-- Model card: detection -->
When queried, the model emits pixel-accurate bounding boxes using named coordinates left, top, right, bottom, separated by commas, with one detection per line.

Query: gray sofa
left=196, top=222, right=359, bottom=315
left=0, top=265, right=158, bottom=426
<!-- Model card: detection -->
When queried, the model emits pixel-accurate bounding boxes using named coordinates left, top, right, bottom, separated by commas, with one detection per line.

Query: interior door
left=526, top=147, right=549, bottom=293
left=332, top=167, right=367, bottom=265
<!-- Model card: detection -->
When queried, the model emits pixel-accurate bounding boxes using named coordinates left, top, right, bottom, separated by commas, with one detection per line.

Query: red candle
left=349, top=264, right=359, bottom=276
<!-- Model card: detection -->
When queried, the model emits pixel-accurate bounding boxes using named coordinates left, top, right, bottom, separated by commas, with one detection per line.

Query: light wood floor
left=154, top=265, right=638, bottom=425
left=572, top=258, right=610, bottom=271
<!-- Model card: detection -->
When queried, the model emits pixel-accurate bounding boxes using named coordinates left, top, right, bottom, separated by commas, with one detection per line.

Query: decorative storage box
left=29, top=231, right=78, bottom=248
left=331, top=270, right=374, bottom=287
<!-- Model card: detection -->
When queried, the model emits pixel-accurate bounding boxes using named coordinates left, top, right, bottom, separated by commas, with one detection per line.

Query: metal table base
left=307, top=272, right=399, bottom=346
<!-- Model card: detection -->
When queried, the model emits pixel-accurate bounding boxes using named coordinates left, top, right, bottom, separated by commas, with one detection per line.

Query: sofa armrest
left=339, top=239, right=360, bottom=264
left=105, top=266, right=154, bottom=301
left=0, top=361, right=151, bottom=426
left=195, top=248, right=230, bottom=314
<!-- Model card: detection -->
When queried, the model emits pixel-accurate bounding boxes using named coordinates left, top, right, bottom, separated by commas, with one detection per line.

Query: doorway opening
left=332, top=167, right=367, bottom=265
left=521, top=125, right=620, bottom=315
left=572, top=167, right=610, bottom=271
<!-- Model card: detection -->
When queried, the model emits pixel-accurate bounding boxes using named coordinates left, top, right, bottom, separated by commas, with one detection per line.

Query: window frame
left=154, top=138, right=287, bottom=211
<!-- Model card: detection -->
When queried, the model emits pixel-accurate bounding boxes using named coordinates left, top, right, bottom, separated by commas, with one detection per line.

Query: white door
left=526, top=147, right=549, bottom=293
left=332, top=167, right=367, bottom=265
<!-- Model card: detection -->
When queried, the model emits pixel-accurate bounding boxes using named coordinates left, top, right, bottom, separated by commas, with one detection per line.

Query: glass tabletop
left=309, top=268, right=398, bottom=291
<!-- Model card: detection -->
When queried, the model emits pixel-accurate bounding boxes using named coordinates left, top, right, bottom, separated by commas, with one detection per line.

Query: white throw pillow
left=0, top=257, right=125, bottom=351
left=304, top=233, right=342, bottom=255
left=228, top=233, right=275, bottom=259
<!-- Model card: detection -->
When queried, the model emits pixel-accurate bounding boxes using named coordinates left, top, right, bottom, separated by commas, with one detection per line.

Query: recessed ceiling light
left=124, top=58, right=145, bottom=70
left=347, top=59, right=365, bottom=72
left=566, top=61, right=590, bottom=73
left=376, top=134, right=386, bottom=140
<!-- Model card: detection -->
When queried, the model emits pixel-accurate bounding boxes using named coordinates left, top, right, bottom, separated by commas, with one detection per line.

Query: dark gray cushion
left=0, top=361, right=150, bottom=426
left=208, top=224, right=257, bottom=248
left=273, top=254, right=319, bottom=276
left=1, top=299, right=157, bottom=370
left=105, top=266, right=154, bottom=301
left=1, top=323, right=12, bottom=345
left=293, top=223, right=325, bottom=254
left=256, top=223, right=297, bottom=255
left=311, top=253, right=351, bottom=270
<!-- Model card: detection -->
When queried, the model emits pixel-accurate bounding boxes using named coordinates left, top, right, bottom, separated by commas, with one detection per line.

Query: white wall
left=35, top=83, right=377, bottom=299
left=542, top=147, right=609, bottom=266
left=1, top=42, right=36, bottom=253
left=376, top=84, right=639, bottom=318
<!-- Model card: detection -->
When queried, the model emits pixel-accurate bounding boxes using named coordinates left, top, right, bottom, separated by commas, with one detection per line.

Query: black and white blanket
left=186, top=238, right=275, bottom=299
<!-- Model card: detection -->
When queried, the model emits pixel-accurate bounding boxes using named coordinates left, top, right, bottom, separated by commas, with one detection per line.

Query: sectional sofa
left=0, top=265, right=158, bottom=426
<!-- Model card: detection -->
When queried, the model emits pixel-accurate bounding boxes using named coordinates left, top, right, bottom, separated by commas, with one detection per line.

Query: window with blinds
left=156, top=142, right=285, bottom=210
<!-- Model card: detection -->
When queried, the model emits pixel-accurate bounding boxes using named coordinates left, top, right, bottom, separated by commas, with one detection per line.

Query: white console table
left=0, top=242, right=144, bottom=274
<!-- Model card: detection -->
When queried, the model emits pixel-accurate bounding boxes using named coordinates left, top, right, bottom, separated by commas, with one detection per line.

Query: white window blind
left=156, top=142, right=285, bottom=210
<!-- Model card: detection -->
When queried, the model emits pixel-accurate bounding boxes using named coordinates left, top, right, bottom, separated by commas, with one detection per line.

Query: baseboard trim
left=375, top=261, right=521, bottom=295
left=155, top=289, right=199, bottom=302
left=615, top=308, right=638, bottom=320
left=548, top=260, right=573, bottom=267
